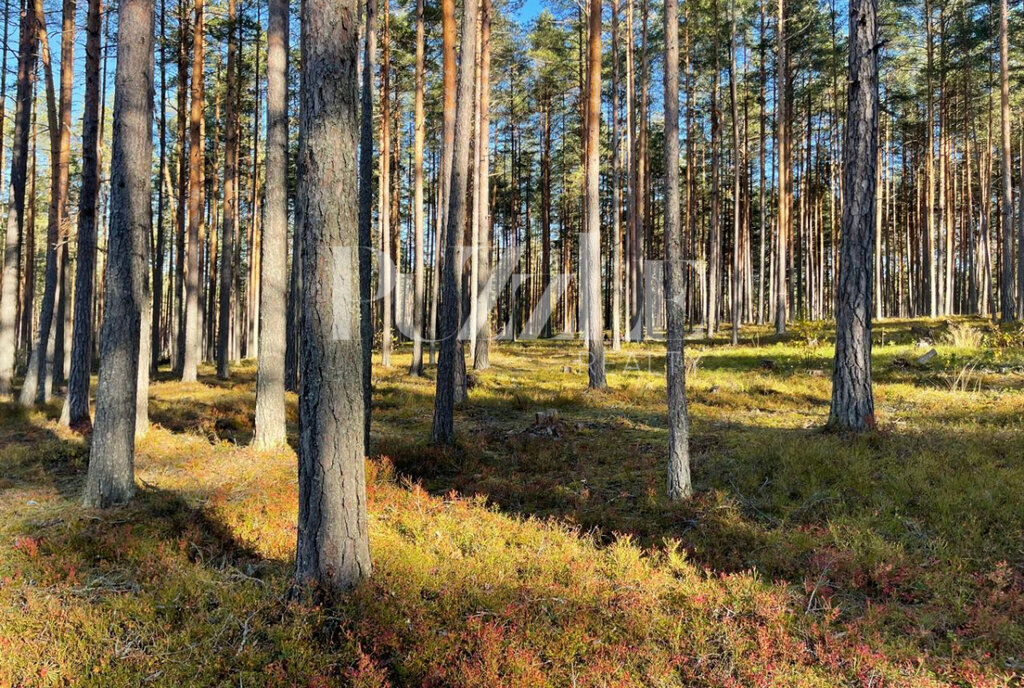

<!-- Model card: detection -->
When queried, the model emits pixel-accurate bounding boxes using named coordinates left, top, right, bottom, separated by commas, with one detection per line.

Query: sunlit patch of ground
left=1, top=317, right=1022, bottom=686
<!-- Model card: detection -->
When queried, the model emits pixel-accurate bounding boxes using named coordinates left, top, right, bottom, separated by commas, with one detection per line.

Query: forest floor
left=2, top=317, right=1024, bottom=686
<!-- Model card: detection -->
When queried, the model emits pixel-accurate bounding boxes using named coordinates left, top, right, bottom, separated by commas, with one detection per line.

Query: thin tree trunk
left=217, top=0, right=238, bottom=379
left=432, top=0, right=479, bottom=444
left=611, top=0, right=623, bottom=351
left=22, top=0, right=66, bottom=406
left=998, top=0, right=1014, bottom=322
left=181, top=0, right=205, bottom=382
left=0, top=2, right=39, bottom=397
left=729, top=0, right=741, bottom=345
left=254, top=0, right=289, bottom=448
left=380, top=2, right=392, bottom=368
left=473, top=0, right=492, bottom=370
left=664, top=0, right=691, bottom=499
left=64, top=0, right=103, bottom=428
left=410, top=0, right=426, bottom=375
left=357, top=0, right=376, bottom=443
left=774, top=0, right=788, bottom=334
left=583, top=0, right=606, bottom=388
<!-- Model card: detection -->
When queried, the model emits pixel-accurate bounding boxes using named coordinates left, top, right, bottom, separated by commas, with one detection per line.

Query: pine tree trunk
left=22, top=0, right=66, bottom=406
left=295, top=0, right=372, bottom=592
left=611, top=0, right=623, bottom=351
left=729, top=0, right=741, bottom=345
left=998, top=0, right=1015, bottom=322
left=583, top=0, right=606, bottom=389
left=83, top=0, right=155, bottom=507
left=254, top=0, right=289, bottom=449
left=410, top=0, right=426, bottom=375
left=217, top=0, right=238, bottom=380
left=0, top=3, right=39, bottom=397
left=774, top=0, right=788, bottom=334
left=829, top=0, right=877, bottom=432
left=65, top=0, right=103, bottom=429
left=380, top=3, right=392, bottom=368
left=432, top=0, right=479, bottom=445
left=181, top=0, right=205, bottom=382
left=357, top=0, right=377, bottom=443
left=664, top=0, right=691, bottom=500
left=473, top=0, right=492, bottom=370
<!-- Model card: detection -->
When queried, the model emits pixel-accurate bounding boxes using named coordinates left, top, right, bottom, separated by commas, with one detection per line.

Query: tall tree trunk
left=998, top=0, right=1015, bottom=322
left=295, top=0, right=372, bottom=591
left=174, top=0, right=189, bottom=372
left=664, top=0, right=691, bottom=499
left=583, top=0, right=606, bottom=388
left=379, top=2, right=392, bottom=368
left=410, top=0, right=426, bottom=375
left=611, top=0, right=623, bottom=351
left=65, top=0, right=104, bottom=428
left=0, top=2, right=39, bottom=397
left=432, top=0, right=479, bottom=444
left=217, top=0, right=238, bottom=379
left=181, top=0, right=204, bottom=382
left=829, top=0, right=877, bottom=432
left=83, top=0, right=155, bottom=507
left=774, top=0, right=788, bottom=334
left=21, top=0, right=67, bottom=406
left=357, top=0, right=376, bottom=444
left=152, top=0, right=167, bottom=370
left=729, top=0, right=741, bottom=345
left=254, top=0, right=290, bottom=448
left=706, top=2, right=721, bottom=339
left=473, top=0, right=492, bottom=370
left=53, top=0, right=75, bottom=388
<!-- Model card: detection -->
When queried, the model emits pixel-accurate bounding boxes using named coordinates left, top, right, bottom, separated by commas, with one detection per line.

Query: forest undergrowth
left=2, top=317, right=1024, bottom=687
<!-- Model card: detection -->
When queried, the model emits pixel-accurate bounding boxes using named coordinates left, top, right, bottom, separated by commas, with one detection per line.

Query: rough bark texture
left=181, top=0, right=204, bottom=382
left=217, top=0, right=239, bottom=380
left=66, top=0, right=103, bottom=429
left=828, top=0, right=877, bottom=432
left=0, top=4, right=39, bottom=398
left=410, top=0, right=426, bottom=376
left=664, top=0, right=692, bottom=500
left=998, top=0, right=1014, bottom=322
left=432, top=0, right=479, bottom=445
left=583, top=0, right=606, bottom=389
left=254, top=0, right=289, bottom=449
left=357, top=0, right=376, bottom=448
left=23, top=0, right=65, bottom=406
left=473, top=0, right=492, bottom=371
left=294, top=0, right=372, bottom=592
left=83, top=0, right=155, bottom=508
left=774, top=0, right=788, bottom=334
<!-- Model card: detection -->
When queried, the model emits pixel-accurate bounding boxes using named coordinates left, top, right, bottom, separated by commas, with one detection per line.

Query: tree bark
left=181, top=0, right=205, bottom=382
left=410, top=0, right=426, bottom=375
left=583, top=0, right=606, bottom=389
left=828, top=0, right=877, bottom=432
left=65, top=0, right=104, bottom=429
left=998, top=0, right=1014, bottom=322
left=217, top=0, right=239, bottom=380
left=432, top=0, right=479, bottom=444
left=473, top=0, right=492, bottom=370
left=664, top=0, right=691, bottom=499
left=0, top=2, right=39, bottom=397
left=357, top=0, right=376, bottom=445
left=774, top=0, right=788, bottom=334
left=83, top=0, right=155, bottom=507
left=254, top=0, right=290, bottom=449
left=294, top=0, right=372, bottom=592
